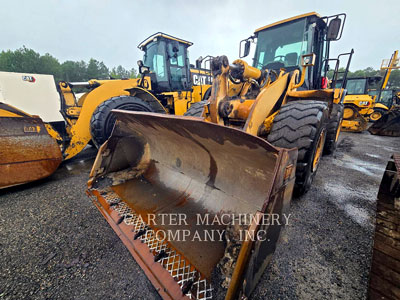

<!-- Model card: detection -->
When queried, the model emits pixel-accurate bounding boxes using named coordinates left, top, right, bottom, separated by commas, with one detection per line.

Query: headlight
left=359, top=101, right=370, bottom=106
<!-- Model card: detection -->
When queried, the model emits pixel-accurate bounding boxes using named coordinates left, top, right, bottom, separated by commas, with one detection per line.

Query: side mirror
left=239, top=37, right=253, bottom=58
left=244, top=40, right=251, bottom=57
left=240, top=40, right=251, bottom=58
left=196, top=56, right=203, bottom=69
left=137, top=60, right=144, bottom=67
left=327, top=17, right=342, bottom=41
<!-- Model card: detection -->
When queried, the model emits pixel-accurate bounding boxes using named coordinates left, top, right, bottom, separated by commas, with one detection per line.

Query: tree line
left=0, top=46, right=138, bottom=83
left=0, top=46, right=399, bottom=89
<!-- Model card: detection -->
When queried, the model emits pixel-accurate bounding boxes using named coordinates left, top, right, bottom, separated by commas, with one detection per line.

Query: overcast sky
left=0, top=0, right=398, bottom=72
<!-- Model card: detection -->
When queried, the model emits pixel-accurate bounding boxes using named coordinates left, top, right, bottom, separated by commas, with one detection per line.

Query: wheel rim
left=343, top=107, right=354, bottom=119
left=370, top=111, right=382, bottom=121
left=312, top=129, right=326, bottom=172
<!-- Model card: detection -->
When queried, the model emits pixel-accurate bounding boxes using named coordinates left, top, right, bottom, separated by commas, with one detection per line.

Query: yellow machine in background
left=368, top=91, right=400, bottom=136
left=369, top=50, right=399, bottom=122
left=339, top=50, right=399, bottom=132
left=88, top=12, right=352, bottom=300
left=369, top=88, right=399, bottom=119
left=339, top=76, right=381, bottom=132
left=56, top=32, right=212, bottom=159
left=368, top=50, right=400, bottom=137
left=0, top=32, right=211, bottom=188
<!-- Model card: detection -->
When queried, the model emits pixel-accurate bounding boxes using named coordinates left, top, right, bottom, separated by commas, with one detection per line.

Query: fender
left=373, top=102, right=389, bottom=111
left=63, top=79, right=138, bottom=160
left=126, top=87, right=167, bottom=114
left=63, top=82, right=168, bottom=160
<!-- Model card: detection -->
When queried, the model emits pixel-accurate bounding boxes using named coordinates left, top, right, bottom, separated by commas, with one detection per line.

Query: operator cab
left=369, top=89, right=397, bottom=107
left=138, top=32, right=193, bottom=93
left=336, top=76, right=381, bottom=95
left=240, top=12, right=347, bottom=90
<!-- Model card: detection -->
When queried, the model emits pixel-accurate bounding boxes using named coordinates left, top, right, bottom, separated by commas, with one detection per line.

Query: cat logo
left=192, top=74, right=212, bottom=86
left=24, top=125, right=41, bottom=133
left=22, top=75, right=36, bottom=83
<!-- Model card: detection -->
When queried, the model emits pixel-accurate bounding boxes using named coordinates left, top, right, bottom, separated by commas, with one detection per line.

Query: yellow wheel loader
left=338, top=76, right=381, bottom=132
left=87, top=12, right=352, bottom=299
left=0, top=32, right=211, bottom=188
left=56, top=32, right=212, bottom=159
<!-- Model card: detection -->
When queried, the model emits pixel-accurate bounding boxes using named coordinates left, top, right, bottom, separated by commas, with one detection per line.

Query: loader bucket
left=0, top=103, right=62, bottom=189
left=368, top=106, right=400, bottom=137
left=87, top=110, right=297, bottom=300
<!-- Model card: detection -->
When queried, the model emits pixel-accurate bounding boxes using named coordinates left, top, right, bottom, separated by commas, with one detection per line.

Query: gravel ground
left=0, top=132, right=399, bottom=300
left=252, top=131, right=400, bottom=299
left=0, top=148, right=159, bottom=300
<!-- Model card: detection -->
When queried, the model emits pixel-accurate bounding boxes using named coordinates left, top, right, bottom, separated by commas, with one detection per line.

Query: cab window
left=168, top=42, right=187, bottom=90
left=143, top=41, right=168, bottom=82
left=345, top=79, right=367, bottom=94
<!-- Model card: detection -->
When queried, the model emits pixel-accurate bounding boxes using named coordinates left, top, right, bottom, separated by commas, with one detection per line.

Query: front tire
left=324, top=104, right=343, bottom=155
left=267, top=100, right=329, bottom=196
left=90, top=95, right=153, bottom=148
left=183, top=100, right=207, bottom=117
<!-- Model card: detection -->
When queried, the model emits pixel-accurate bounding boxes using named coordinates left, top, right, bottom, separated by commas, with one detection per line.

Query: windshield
left=375, top=90, right=394, bottom=106
left=343, top=79, right=367, bottom=94
left=143, top=41, right=167, bottom=82
left=253, top=18, right=308, bottom=70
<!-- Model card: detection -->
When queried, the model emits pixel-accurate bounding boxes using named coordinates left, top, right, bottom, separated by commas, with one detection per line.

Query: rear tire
left=267, top=100, right=329, bottom=196
left=183, top=100, right=207, bottom=117
left=324, top=104, right=343, bottom=155
left=90, top=95, right=153, bottom=148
